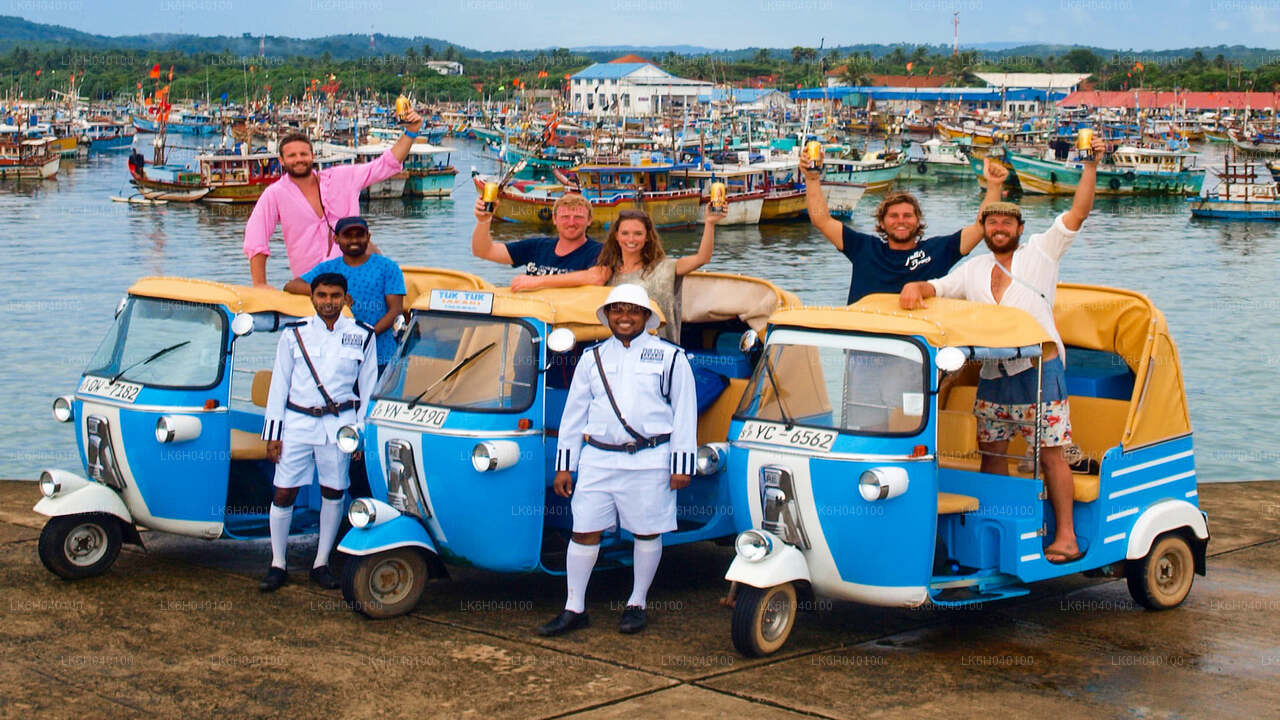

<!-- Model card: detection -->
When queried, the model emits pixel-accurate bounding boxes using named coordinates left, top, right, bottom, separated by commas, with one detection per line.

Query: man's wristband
left=405, top=129, right=421, bottom=138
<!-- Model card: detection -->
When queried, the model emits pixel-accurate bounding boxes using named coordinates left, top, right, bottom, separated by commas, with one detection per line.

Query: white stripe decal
left=1111, top=449, right=1194, bottom=477
left=1106, top=507, right=1139, bottom=522
left=1185, top=490, right=1198, bottom=498
left=1019, top=531, right=1039, bottom=540
left=1109, top=470, right=1197, bottom=499
left=1020, top=553, right=1041, bottom=562
left=1104, top=533, right=1126, bottom=544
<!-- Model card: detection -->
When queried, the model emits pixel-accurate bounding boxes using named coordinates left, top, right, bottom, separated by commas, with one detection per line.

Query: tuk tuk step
left=928, top=584, right=1030, bottom=607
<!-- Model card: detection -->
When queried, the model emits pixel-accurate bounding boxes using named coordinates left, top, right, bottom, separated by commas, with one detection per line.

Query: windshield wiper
left=111, top=341, right=191, bottom=384
left=760, top=347, right=795, bottom=430
left=407, top=342, right=496, bottom=408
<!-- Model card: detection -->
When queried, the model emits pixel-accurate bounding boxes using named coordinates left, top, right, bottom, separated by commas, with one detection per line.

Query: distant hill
left=2, top=16, right=1279, bottom=67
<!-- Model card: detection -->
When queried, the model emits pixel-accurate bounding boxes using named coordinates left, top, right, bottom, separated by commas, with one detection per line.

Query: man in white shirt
left=898, top=133, right=1103, bottom=565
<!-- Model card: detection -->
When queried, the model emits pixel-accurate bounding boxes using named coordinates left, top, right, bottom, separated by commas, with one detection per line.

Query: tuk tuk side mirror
left=936, top=346, right=966, bottom=373
left=547, top=328, right=576, bottom=354
left=738, top=329, right=760, bottom=353
left=230, top=312, right=255, bottom=337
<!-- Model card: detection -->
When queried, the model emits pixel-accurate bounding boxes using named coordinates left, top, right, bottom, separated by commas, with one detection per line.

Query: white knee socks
left=627, top=537, right=663, bottom=609
left=314, top=496, right=344, bottom=569
left=268, top=503, right=292, bottom=570
left=564, top=541, right=600, bottom=613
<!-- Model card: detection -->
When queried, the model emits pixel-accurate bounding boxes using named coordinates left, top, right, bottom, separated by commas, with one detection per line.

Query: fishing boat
left=403, top=143, right=457, bottom=197
left=1190, top=157, right=1280, bottom=220
left=1227, top=128, right=1280, bottom=158
left=755, top=159, right=809, bottom=221
left=674, top=164, right=766, bottom=225
left=318, top=142, right=408, bottom=199
left=132, top=109, right=220, bottom=135
left=486, top=160, right=701, bottom=230
left=897, top=139, right=972, bottom=182
left=0, top=127, right=60, bottom=180
left=75, top=118, right=135, bottom=152
left=1004, top=146, right=1204, bottom=196
left=820, top=153, right=905, bottom=191
left=132, top=149, right=281, bottom=203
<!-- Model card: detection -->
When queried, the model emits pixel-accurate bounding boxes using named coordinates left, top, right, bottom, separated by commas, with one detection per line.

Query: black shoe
left=259, top=566, right=287, bottom=593
left=537, top=610, right=590, bottom=637
left=619, top=605, right=648, bottom=634
left=309, top=565, right=339, bottom=589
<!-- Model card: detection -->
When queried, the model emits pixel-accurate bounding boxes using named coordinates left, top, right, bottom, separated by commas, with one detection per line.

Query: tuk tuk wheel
left=1126, top=533, right=1195, bottom=610
left=38, top=513, right=122, bottom=580
left=341, top=548, right=427, bottom=619
left=731, top=582, right=798, bottom=657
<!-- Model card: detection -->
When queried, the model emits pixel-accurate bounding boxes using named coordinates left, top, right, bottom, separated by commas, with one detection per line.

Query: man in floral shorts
left=898, top=132, right=1103, bottom=565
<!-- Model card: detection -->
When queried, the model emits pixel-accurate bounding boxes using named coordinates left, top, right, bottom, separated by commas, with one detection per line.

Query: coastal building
left=569, top=59, right=713, bottom=116
left=697, top=88, right=792, bottom=111
left=792, top=86, right=1070, bottom=116
left=972, top=73, right=1091, bottom=114
left=425, top=60, right=463, bottom=76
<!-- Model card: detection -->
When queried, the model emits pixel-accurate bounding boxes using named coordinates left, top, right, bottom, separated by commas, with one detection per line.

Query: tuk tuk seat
left=230, top=430, right=269, bottom=461
left=937, top=492, right=979, bottom=515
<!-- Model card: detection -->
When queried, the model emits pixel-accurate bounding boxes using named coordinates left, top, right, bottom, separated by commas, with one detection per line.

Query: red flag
left=563, top=73, right=570, bottom=80
left=168, top=65, right=174, bottom=81
left=149, top=63, right=160, bottom=79
left=906, top=61, right=914, bottom=73
left=35, top=69, right=41, bottom=76
left=137, top=82, right=142, bottom=89
left=928, top=66, right=934, bottom=75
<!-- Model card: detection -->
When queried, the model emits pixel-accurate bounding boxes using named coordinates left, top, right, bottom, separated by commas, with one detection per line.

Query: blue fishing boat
left=404, top=143, right=457, bottom=197
left=1190, top=157, right=1280, bottom=220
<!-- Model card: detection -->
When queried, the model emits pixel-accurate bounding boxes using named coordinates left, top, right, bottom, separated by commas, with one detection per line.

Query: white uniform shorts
left=571, top=466, right=676, bottom=535
left=273, top=442, right=351, bottom=491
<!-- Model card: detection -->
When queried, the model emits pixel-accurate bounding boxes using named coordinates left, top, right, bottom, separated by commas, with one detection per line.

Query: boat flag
left=35, top=69, right=41, bottom=76
left=168, top=65, right=174, bottom=81
left=149, top=63, right=160, bottom=79
left=906, top=61, right=914, bottom=73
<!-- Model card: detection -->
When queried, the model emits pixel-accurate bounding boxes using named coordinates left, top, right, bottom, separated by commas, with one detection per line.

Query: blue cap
left=334, top=216, right=369, bottom=235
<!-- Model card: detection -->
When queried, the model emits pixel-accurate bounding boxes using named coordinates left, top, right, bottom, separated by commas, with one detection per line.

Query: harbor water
left=1, top=138, right=1275, bottom=481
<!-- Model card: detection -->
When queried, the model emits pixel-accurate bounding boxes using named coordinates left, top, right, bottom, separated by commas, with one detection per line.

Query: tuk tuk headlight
left=735, top=530, right=773, bottom=562
left=858, top=467, right=909, bottom=502
left=39, top=470, right=60, bottom=498
left=155, top=415, right=201, bottom=444
left=471, top=440, right=520, bottom=472
left=336, top=424, right=363, bottom=454
left=52, top=395, right=74, bottom=423
left=695, top=443, right=727, bottom=476
left=348, top=498, right=375, bottom=529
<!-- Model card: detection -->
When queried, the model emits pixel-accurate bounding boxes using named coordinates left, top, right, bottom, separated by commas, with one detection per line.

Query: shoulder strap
left=292, top=326, right=339, bottom=415
left=992, top=259, right=1050, bottom=307
left=661, top=347, right=682, bottom=404
left=591, top=345, right=647, bottom=443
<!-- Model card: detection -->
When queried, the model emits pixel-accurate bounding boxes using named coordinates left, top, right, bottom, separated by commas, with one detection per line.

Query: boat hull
left=821, top=183, right=866, bottom=219
left=1190, top=199, right=1280, bottom=220
left=478, top=177, right=699, bottom=230
left=0, top=156, right=59, bottom=179
left=406, top=166, right=457, bottom=197
left=697, top=195, right=763, bottom=225
left=1007, top=153, right=1204, bottom=196
left=759, top=191, right=807, bottom=221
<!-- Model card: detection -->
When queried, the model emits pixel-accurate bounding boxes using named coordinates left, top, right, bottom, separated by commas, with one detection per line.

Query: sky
left=10, top=0, right=1280, bottom=52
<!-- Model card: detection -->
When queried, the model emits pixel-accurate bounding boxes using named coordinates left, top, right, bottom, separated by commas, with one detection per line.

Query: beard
left=983, top=232, right=1020, bottom=254
left=285, top=163, right=312, bottom=178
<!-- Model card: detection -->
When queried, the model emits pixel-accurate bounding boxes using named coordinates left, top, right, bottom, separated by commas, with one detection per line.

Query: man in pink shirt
left=244, top=110, right=424, bottom=287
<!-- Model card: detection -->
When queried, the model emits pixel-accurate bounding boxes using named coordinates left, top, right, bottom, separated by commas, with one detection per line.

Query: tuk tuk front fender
left=725, top=541, right=811, bottom=589
left=338, top=515, right=438, bottom=558
left=1126, top=499, right=1209, bottom=562
left=34, top=481, right=133, bottom=525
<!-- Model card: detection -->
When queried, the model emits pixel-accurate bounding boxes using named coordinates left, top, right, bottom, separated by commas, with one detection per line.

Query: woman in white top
left=511, top=207, right=725, bottom=342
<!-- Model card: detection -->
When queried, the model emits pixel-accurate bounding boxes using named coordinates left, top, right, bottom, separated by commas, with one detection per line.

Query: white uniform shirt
left=261, top=314, right=377, bottom=445
left=928, top=212, right=1077, bottom=379
left=556, top=332, right=698, bottom=475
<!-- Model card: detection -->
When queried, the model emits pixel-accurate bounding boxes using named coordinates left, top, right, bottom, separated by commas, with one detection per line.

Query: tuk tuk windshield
left=375, top=313, right=536, bottom=412
left=85, top=296, right=227, bottom=389
left=735, top=328, right=928, bottom=435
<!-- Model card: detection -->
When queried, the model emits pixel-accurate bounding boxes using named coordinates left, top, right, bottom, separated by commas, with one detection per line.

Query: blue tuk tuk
left=723, top=286, right=1209, bottom=656
left=336, top=271, right=798, bottom=617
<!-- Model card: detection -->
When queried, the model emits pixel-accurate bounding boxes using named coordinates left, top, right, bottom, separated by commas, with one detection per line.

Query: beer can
left=395, top=95, right=411, bottom=120
left=709, top=181, right=727, bottom=213
left=1076, top=128, right=1094, bottom=159
left=483, top=182, right=499, bottom=212
left=805, top=140, right=823, bottom=170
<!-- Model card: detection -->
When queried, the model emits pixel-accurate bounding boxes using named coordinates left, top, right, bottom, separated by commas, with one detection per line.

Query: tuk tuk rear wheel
left=1126, top=533, right=1195, bottom=610
left=38, top=513, right=122, bottom=580
left=731, top=582, right=798, bottom=657
left=341, top=548, right=427, bottom=619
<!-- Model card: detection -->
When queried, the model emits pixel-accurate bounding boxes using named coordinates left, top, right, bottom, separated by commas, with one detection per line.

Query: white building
left=569, top=62, right=713, bottom=117
left=425, top=60, right=463, bottom=76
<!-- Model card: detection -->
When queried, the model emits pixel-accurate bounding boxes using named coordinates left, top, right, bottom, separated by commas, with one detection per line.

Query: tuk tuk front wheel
left=341, top=548, right=427, bottom=619
left=731, top=582, right=798, bottom=657
left=38, top=513, right=122, bottom=580
left=1126, top=533, right=1195, bottom=610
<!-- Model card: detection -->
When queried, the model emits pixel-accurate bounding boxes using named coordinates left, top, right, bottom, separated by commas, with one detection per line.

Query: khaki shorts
left=974, top=398, right=1073, bottom=447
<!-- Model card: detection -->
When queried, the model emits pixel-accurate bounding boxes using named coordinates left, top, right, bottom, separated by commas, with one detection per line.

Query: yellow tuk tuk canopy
left=128, top=277, right=326, bottom=317
left=401, top=267, right=491, bottom=308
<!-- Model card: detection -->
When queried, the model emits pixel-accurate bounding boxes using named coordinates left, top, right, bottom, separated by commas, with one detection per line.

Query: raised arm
left=674, top=206, right=725, bottom=275
left=510, top=266, right=611, bottom=292
left=388, top=111, right=424, bottom=164
left=958, top=159, right=1009, bottom=254
left=1063, top=135, right=1105, bottom=231
left=800, top=154, right=844, bottom=250
left=472, top=197, right=513, bottom=264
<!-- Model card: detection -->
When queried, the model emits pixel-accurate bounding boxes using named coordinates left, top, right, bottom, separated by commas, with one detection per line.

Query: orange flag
left=168, top=65, right=174, bottom=81
left=149, top=63, right=160, bottom=79
left=906, top=61, right=914, bottom=73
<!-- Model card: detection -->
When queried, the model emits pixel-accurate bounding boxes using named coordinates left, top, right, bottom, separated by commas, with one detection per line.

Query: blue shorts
left=977, top=357, right=1068, bottom=405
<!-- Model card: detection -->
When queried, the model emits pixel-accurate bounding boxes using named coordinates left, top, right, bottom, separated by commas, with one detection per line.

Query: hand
left=799, top=153, right=822, bottom=183
left=983, top=158, right=1009, bottom=185
left=553, top=470, right=574, bottom=498
left=352, top=450, right=363, bottom=462
left=1085, top=135, right=1105, bottom=165
left=670, top=474, right=691, bottom=491
left=899, top=283, right=928, bottom=310
left=704, top=205, right=727, bottom=225
left=473, top=196, right=493, bottom=223
left=402, top=109, right=423, bottom=134
left=267, top=440, right=282, bottom=463
left=510, top=275, right=541, bottom=292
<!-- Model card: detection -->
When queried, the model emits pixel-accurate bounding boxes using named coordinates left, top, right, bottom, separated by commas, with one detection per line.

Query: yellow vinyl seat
left=230, top=370, right=273, bottom=461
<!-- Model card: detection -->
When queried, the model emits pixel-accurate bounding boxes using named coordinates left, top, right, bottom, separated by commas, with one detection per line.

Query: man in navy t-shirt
left=285, top=216, right=406, bottom=371
left=471, top=192, right=601, bottom=277
left=802, top=149, right=1008, bottom=304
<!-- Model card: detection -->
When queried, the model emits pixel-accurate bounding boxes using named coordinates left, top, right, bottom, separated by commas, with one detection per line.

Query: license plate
left=369, top=400, right=450, bottom=429
left=78, top=375, right=142, bottom=403
left=737, top=420, right=837, bottom=453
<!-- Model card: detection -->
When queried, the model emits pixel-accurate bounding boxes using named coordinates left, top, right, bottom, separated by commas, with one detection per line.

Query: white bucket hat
left=596, top=283, right=660, bottom=331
